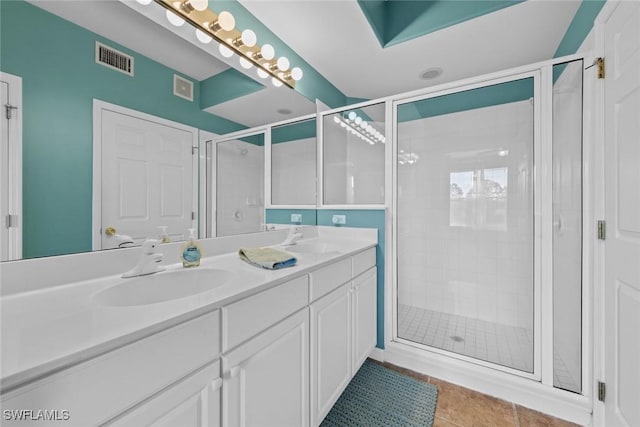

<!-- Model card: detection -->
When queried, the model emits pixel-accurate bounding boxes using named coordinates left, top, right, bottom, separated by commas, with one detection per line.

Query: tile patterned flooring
left=398, top=304, right=580, bottom=392
left=372, top=360, right=581, bottom=427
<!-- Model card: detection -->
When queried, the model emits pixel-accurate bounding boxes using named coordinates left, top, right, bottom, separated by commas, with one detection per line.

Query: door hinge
left=191, top=211, right=196, bottom=220
left=5, top=214, right=18, bottom=228
left=192, top=145, right=199, bottom=155
left=597, top=220, right=606, bottom=240
left=5, top=104, right=18, bottom=120
left=596, top=57, right=605, bottom=79
left=598, top=381, right=606, bottom=402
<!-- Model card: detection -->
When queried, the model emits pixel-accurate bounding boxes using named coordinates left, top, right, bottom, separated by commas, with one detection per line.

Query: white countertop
left=1, top=231, right=376, bottom=392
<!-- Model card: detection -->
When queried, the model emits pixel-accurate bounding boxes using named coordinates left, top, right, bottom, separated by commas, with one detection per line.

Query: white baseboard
left=378, top=343, right=592, bottom=426
left=368, top=347, right=385, bottom=362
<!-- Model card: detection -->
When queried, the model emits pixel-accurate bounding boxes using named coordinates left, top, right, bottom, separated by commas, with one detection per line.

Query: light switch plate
left=332, top=214, right=346, bottom=225
left=290, top=214, right=302, bottom=224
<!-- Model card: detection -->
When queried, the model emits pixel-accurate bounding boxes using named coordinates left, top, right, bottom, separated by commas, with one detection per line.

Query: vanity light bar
left=332, top=113, right=386, bottom=145
left=151, top=0, right=301, bottom=89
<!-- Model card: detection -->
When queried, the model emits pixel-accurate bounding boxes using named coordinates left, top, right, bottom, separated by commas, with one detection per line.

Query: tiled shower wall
left=397, top=100, right=534, bottom=329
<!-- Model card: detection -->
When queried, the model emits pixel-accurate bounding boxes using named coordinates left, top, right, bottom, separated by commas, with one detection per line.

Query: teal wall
left=554, top=0, right=606, bottom=58
left=265, top=209, right=317, bottom=225
left=317, top=209, right=386, bottom=349
left=0, top=0, right=245, bottom=258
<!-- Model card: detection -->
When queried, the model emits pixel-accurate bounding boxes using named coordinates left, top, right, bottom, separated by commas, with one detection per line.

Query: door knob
left=105, top=226, right=116, bottom=236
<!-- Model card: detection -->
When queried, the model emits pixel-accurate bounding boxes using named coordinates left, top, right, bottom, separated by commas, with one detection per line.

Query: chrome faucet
left=122, top=239, right=165, bottom=278
left=281, top=226, right=303, bottom=246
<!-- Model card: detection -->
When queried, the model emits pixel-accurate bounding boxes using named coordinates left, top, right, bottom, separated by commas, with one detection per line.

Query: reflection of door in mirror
left=215, top=134, right=264, bottom=237
left=94, top=101, right=198, bottom=250
left=0, top=72, right=22, bottom=261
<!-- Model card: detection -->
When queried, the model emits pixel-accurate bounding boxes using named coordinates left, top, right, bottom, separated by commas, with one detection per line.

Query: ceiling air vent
left=95, top=41, right=134, bottom=76
left=174, top=74, right=194, bottom=102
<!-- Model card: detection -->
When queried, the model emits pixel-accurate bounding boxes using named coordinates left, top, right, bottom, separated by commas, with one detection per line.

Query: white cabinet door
left=108, top=361, right=221, bottom=427
left=223, top=309, right=309, bottom=427
left=352, top=267, right=377, bottom=375
left=310, top=282, right=352, bottom=427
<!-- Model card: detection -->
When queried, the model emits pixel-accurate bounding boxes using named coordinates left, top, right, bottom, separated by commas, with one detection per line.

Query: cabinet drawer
left=352, top=247, right=376, bottom=278
left=223, top=275, right=309, bottom=352
left=309, top=258, right=351, bottom=302
left=1, top=310, right=221, bottom=427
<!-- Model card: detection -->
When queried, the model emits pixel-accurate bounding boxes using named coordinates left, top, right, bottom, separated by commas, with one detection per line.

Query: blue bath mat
left=320, top=360, right=438, bottom=427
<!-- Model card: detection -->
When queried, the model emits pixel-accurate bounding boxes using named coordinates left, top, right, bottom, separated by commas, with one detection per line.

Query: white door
left=310, top=282, right=352, bottom=426
left=223, top=309, right=309, bottom=427
left=603, top=1, right=640, bottom=426
left=352, top=267, right=377, bottom=375
left=0, top=72, right=21, bottom=261
left=96, top=102, right=197, bottom=249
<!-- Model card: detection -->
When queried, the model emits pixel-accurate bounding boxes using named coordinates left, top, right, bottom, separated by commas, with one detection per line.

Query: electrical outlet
left=290, top=213, right=302, bottom=224
left=332, top=214, right=346, bottom=225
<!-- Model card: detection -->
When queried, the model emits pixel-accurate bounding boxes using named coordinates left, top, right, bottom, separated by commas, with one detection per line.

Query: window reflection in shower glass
left=450, top=167, right=508, bottom=230
left=552, top=60, right=583, bottom=393
left=396, top=77, right=535, bottom=373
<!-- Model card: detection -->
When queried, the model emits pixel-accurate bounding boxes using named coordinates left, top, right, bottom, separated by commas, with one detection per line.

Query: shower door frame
left=386, top=54, right=595, bottom=409
left=391, top=70, right=545, bottom=381
left=205, top=127, right=269, bottom=238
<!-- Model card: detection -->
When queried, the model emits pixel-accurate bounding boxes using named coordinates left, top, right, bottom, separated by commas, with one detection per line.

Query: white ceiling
left=240, top=0, right=582, bottom=99
left=27, top=0, right=584, bottom=128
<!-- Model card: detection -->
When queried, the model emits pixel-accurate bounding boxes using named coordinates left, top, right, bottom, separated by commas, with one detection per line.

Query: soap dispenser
left=181, top=228, right=202, bottom=268
left=158, top=226, right=170, bottom=243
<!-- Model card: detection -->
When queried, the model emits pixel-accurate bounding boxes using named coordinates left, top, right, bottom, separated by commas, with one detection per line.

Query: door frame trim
left=0, top=72, right=23, bottom=261
left=91, top=99, right=199, bottom=250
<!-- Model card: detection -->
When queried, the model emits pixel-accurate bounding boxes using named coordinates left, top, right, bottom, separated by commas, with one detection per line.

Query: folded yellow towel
left=238, top=247, right=297, bottom=270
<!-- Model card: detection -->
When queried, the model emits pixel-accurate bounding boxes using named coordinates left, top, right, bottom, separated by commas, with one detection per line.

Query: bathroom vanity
left=0, top=227, right=377, bottom=427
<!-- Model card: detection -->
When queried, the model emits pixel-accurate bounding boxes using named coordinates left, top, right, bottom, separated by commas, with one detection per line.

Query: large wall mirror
left=0, top=0, right=317, bottom=261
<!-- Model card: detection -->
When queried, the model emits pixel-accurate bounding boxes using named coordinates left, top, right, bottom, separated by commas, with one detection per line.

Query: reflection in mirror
left=396, top=78, right=536, bottom=373
left=0, top=0, right=317, bottom=260
left=271, top=118, right=316, bottom=206
left=322, top=103, right=386, bottom=205
left=215, top=133, right=265, bottom=237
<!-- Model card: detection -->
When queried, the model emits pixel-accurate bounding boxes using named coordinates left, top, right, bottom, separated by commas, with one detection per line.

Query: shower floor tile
left=398, top=304, right=581, bottom=392
left=398, top=304, right=534, bottom=372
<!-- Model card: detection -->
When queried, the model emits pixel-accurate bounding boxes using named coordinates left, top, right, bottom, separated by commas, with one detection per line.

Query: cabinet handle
left=223, top=366, right=240, bottom=380
left=211, top=378, right=223, bottom=391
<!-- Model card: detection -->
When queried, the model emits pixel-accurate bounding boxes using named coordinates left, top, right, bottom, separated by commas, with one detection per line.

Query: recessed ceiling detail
left=357, top=0, right=524, bottom=48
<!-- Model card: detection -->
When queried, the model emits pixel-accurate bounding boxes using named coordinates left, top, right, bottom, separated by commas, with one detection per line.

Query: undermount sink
left=284, top=242, right=342, bottom=255
left=94, top=268, right=232, bottom=307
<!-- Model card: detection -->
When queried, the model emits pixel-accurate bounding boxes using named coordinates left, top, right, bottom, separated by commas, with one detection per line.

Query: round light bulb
left=257, top=68, right=268, bottom=79
left=290, top=67, right=303, bottom=81
left=361, top=120, right=368, bottom=129
left=272, top=77, right=283, bottom=88
left=166, top=10, right=185, bottom=26
left=195, top=29, right=212, bottom=44
left=366, top=125, right=373, bottom=133
left=340, top=122, right=346, bottom=128
left=354, top=116, right=362, bottom=125
left=135, top=0, right=152, bottom=5
left=260, top=44, right=275, bottom=60
left=277, top=56, right=290, bottom=71
left=189, top=0, right=208, bottom=11
left=348, top=112, right=356, bottom=121
left=239, top=57, right=253, bottom=69
left=217, top=11, right=235, bottom=31
left=333, top=116, right=340, bottom=124
left=241, top=29, right=257, bottom=47
left=219, top=43, right=234, bottom=58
